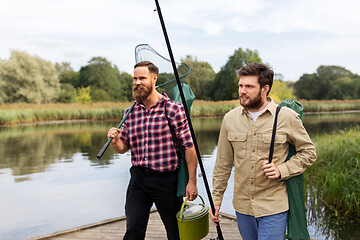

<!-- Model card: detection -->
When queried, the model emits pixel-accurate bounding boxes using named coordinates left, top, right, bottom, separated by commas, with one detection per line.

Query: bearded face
left=132, top=79, right=153, bottom=103
left=239, top=88, right=264, bottom=110
left=238, top=75, right=268, bottom=112
left=132, top=66, right=156, bottom=103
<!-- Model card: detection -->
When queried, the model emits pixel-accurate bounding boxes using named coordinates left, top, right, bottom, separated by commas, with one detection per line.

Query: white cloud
left=0, top=0, right=359, bottom=80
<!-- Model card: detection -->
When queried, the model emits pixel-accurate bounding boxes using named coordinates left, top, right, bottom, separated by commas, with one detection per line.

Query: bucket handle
left=179, top=195, right=205, bottom=222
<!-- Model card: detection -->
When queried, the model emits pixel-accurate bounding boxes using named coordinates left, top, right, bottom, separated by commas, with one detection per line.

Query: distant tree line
left=293, top=65, right=360, bottom=100
left=0, top=49, right=359, bottom=104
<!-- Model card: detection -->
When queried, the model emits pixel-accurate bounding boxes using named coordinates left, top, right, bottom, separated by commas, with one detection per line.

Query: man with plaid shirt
left=107, top=61, right=198, bottom=240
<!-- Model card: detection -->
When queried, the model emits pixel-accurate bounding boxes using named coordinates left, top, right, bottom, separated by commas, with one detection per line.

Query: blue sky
left=0, top=0, right=359, bottom=81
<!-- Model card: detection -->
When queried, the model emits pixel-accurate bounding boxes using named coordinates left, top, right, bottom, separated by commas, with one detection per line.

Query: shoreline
left=1, top=109, right=360, bottom=127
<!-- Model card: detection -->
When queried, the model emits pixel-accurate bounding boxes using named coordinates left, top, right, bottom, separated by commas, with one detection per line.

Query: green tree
left=294, top=65, right=356, bottom=100
left=0, top=62, right=6, bottom=103
left=0, top=50, right=60, bottom=103
left=211, top=48, right=262, bottom=100
left=269, top=80, right=296, bottom=102
left=293, top=73, right=319, bottom=100
left=332, top=76, right=355, bottom=100
left=57, top=83, right=75, bottom=103
left=118, top=72, right=133, bottom=101
left=55, top=62, right=80, bottom=88
left=181, top=55, right=216, bottom=100
left=79, top=57, right=127, bottom=102
left=74, top=86, right=92, bottom=104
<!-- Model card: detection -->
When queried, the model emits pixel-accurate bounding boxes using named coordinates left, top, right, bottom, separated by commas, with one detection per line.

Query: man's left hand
left=261, top=160, right=281, bottom=179
left=186, top=182, right=198, bottom=201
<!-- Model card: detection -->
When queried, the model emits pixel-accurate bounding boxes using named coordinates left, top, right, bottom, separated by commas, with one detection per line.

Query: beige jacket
left=213, top=98, right=316, bottom=217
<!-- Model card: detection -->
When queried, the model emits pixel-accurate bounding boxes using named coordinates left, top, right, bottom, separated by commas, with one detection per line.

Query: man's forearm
left=185, top=147, right=197, bottom=184
left=110, top=139, right=129, bottom=154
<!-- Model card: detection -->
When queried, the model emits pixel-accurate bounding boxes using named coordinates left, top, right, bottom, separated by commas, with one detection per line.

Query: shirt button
left=252, top=149, right=255, bottom=152
left=144, top=157, right=147, bottom=160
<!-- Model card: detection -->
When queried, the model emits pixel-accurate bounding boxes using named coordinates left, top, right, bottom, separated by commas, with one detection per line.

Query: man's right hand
left=107, top=127, right=129, bottom=154
left=209, top=205, right=221, bottom=226
left=107, top=127, right=121, bottom=144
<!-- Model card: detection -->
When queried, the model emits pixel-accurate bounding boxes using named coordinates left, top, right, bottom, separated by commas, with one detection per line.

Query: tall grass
left=305, top=127, right=360, bottom=216
left=301, top=99, right=360, bottom=113
left=191, top=100, right=239, bottom=116
left=2, top=99, right=360, bottom=125
left=0, top=102, right=132, bottom=125
left=0, top=100, right=240, bottom=125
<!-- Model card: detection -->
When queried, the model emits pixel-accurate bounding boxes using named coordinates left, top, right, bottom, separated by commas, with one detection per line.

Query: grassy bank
left=301, top=99, right=360, bottom=113
left=0, top=100, right=239, bottom=126
left=0, top=102, right=132, bottom=125
left=1, top=99, right=360, bottom=125
left=305, top=127, right=360, bottom=217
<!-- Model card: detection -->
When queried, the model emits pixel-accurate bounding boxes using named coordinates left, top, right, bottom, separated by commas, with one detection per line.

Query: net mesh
left=134, top=44, right=191, bottom=99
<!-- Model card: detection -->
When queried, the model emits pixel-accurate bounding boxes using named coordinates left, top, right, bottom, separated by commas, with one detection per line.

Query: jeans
left=123, top=166, right=183, bottom=240
left=235, top=211, right=288, bottom=240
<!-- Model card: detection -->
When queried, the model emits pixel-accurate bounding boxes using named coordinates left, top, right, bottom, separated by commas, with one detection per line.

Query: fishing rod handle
left=96, top=102, right=136, bottom=159
left=97, top=138, right=113, bottom=159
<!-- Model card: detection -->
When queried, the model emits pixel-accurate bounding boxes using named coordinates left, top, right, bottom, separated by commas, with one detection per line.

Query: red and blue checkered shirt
left=119, top=93, right=194, bottom=172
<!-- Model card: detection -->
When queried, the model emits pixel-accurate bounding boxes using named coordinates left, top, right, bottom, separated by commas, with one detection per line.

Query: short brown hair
left=237, top=62, right=274, bottom=94
left=134, top=61, right=159, bottom=75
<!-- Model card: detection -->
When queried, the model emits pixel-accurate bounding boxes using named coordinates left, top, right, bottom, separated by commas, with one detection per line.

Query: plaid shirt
left=119, top=93, right=193, bottom=172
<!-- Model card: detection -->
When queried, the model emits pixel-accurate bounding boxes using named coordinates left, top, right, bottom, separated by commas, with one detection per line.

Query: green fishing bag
left=279, top=99, right=310, bottom=240
left=173, top=83, right=195, bottom=197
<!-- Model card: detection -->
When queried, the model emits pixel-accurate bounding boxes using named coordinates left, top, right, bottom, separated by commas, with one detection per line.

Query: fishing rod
left=96, top=102, right=136, bottom=159
left=154, top=1, right=224, bottom=239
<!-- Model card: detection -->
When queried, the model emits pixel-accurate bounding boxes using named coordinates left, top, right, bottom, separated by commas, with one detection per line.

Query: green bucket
left=176, top=195, right=209, bottom=240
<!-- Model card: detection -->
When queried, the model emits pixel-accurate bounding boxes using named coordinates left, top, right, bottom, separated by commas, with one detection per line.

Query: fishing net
left=135, top=44, right=194, bottom=197
left=134, top=44, right=192, bottom=102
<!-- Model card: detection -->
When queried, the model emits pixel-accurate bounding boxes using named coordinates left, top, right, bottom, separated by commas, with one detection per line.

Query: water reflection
left=304, top=111, right=360, bottom=135
left=1, top=113, right=360, bottom=239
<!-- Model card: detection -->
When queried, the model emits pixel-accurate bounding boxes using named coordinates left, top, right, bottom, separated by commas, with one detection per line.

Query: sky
left=0, top=0, right=359, bottom=81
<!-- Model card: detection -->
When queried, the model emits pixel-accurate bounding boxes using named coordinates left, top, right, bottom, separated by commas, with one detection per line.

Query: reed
left=301, top=99, right=360, bottom=112
left=0, top=102, right=133, bottom=125
left=2, top=99, right=360, bottom=125
left=191, top=100, right=239, bottom=116
left=305, top=127, right=360, bottom=216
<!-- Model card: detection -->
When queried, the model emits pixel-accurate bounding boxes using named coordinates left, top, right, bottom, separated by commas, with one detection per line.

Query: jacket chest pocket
left=228, top=133, right=247, bottom=159
left=262, top=133, right=287, bottom=144
left=261, top=133, right=287, bottom=158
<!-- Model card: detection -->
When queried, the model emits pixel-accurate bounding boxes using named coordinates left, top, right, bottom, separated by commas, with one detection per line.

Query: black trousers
left=123, top=166, right=183, bottom=240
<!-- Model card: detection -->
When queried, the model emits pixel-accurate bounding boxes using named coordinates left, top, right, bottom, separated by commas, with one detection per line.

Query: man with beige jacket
left=210, top=62, right=316, bottom=240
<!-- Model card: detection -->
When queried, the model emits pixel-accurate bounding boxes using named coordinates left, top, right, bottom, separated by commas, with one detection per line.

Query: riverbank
left=305, top=126, right=360, bottom=217
left=2, top=99, right=360, bottom=126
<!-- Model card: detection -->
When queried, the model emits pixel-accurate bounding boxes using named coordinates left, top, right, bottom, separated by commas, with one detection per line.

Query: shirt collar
left=266, top=97, right=279, bottom=116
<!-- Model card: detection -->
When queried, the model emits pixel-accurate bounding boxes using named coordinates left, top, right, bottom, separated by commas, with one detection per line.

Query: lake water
left=1, top=112, right=360, bottom=240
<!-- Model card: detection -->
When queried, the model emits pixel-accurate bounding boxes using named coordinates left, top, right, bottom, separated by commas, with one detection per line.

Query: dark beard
left=240, top=90, right=264, bottom=110
left=132, top=84, right=153, bottom=103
